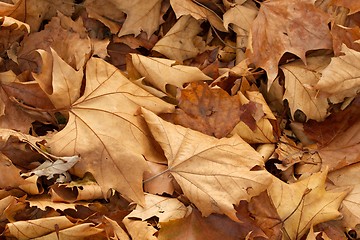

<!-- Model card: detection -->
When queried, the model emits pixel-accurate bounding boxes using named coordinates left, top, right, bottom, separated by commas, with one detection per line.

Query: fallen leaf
left=103, top=216, right=130, bottom=240
left=153, top=15, right=203, bottom=62
left=32, top=48, right=83, bottom=109
left=303, top=96, right=360, bottom=171
left=158, top=207, right=264, bottom=240
left=331, top=0, right=360, bottom=14
left=315, top=44, right=360, bottom=103
left=268, top=168, right=349, bottom=240
left=281, top=56, right=330, bottom=121
left=130, top=54, right=212, bottom=96
left=0, top=153, right=30, bottom=189
left=123, top=218, right=157, bottom=240
left=170, top=0, right=226, bottom=32
left=47, top=57, right=174, bottom=205
left=27, top=195, right=89, bottom=211
left=142, top=108, right=272, bottom=220
left=223, top=4, right=257, bottom=34
left=144, top=161, right=174, bottom=195
left=328, top=163, right=360, bottom=228
left=115, top=0, right=165, bottom=37
left=331, top=24, right=360, bottom=56
left=247, top=0, right=332, bottom=86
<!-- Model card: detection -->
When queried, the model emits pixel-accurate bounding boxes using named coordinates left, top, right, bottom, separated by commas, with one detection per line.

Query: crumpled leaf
left=315, top=44, right=360, bottom=103
left=331, top=24, right=360, bottom=57
left=22, top=155, right=80, bottom=182
left=170, top=0, right=226, bottom=32
left=331, top=0, right=360, bottom=14
left=268, top=169, right=349, bottom=240
left=247, top=0, right=332, bottom=86
left=153, top=15, right=203, bottom=62
left=47, top=57, right=174, bottom=205
left=161, top=82, right=264, bottom=138
left=281, top=55, right=331, bottom=121
left=130, top=54, right=212, bottom=96
left=32, top=48, right=83, bottom=109
left=142, top=108, right=272, bottom=221
left=123, top=218, right=157, bottom=240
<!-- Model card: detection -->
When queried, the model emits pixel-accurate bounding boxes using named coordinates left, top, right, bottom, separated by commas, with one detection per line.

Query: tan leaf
left=153, top=15, right=203, bottom=62
left=27, top=195, right=89, bottom=211
left=5, top=216, right=74, bottom=240
left=130, top=54, right=212, bottom=96
left=0, top=153, right=29, bottom=189
left=268, top=169, right=349, bottom=240
left=103, top=216, right=130, bottom=240
left=223, top=4, right=257, bottom=34
left=142, top=108, right=272, bottom=221
left=32, top=48, right=83, bottom=109
left=281, top=56, right=331, bottom=121
left=0, top=16, right=30, bottom=32
left=331, top=24, right=360, bottom=56
left=247, top=0, right=332, bottom=86
left=332, top=0, right=360, bottom=14
left=144, top=161, right=174, bottom=195
left=170, top=0, right=226, bottom=32
left=126, top=194, right=188, bottom=223
left=315, top=44, right=360, bottom=103
left=47, top=57, right=174, bottom=205
left=123, top=218, right=157, bottom=240
left=115, top=0, right=164, bottom=37
left=328, top=164, right=360, bottom=229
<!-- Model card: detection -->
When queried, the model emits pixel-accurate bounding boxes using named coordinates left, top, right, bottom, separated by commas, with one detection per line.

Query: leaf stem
left=142, top=168, right=171, bottom=184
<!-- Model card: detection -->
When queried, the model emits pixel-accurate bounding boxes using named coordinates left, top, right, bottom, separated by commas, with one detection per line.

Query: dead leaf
left=331, top=0, right=360, bottom=14
left=144, top=161, right=174, bottom=195
left=268, top=168, right=349, bottom=240
left=281, top=56, right=331, bottom=121
left=315, top=44, right=360, bottom=103
left=248, top=0, right=332, bottom=86
left=47, top=57, right=174, bottom=205
left=130, top=54, right=212, bottom=96
left=115, top=0, right=165, bottom=37
left=331, top=24, right=360, bottom=56
left=142, top=107, right=272, bottom=220
left=0, top=153, right=30, bottom=189
left=32, top=48, right=83, bottom=109
left=103, top=216, right=130, bottom=240
left=123, top=218, right=157, bottom=240
left=153, top=15, right=203, bottom=62
left=161, top=82, right=264, bottom=138
left=303, top=96, right=360, bottom=171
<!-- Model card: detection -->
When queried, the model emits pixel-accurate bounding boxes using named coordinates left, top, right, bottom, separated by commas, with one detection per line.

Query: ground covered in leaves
left=0, top=0, right=360, bottom=239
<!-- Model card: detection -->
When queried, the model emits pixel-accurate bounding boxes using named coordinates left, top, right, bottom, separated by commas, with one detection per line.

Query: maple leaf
left=153, top=15, right=203, bottom=62
left=328, top=164, right=360, bottom=229
left=247, top=0, right=332, bottom=86
left=32, top=48, right=83, bottom=109
left=47, top=57, right=175, bottom=205
left=114, top=0, right=164, bottom=37
left=161, top=82, right=264, bottom=138
left=281, top=55, right=330, bottom=121
left=142, top=108, right=272, bottom=221
left=315, top=44, right=360, bottom=103
left=223, top=3, right=258, bottom=34
left=303, top=96, right=360, bottom=171
left=170, top=0, right=226, bottom=32
left=130, top=54, right=212, bottom=96
left=268, top=169, right=349, bottom=240
left=159, top=206, right=268, bottom=240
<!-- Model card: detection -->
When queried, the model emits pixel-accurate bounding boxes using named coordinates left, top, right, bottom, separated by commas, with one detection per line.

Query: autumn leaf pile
left=0, top=0, right=360, bottom=239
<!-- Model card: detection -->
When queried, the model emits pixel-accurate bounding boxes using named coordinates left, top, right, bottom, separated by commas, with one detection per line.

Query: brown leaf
left=47, top=57, right=174, bottom=205
left=143, top=108, right=272, bottom=220
left=161, top=82, right=263, bottom=138
left=331, top=0, right=360, bottom=14
left=0, top=153, right=30, bottom=189
left=248, top=0, right=332, bottom=86
left=159, top=207, right=264, bottom=240
left=303, top=96, right=360, bottom=171
left=331, top=24, right=360, bottom=56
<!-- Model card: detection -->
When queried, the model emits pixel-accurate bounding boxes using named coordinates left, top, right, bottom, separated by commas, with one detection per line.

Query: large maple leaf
left=142, top=108, right=272, bottom=221
left=247, top=0, right=332, bottom=86
left=268, top=169, right=349, bottom=240
left=47, top=57, right=174, bottom=205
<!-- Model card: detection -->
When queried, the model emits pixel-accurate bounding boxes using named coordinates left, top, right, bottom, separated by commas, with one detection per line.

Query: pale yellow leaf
left=142, top=108, right=272, bottom=221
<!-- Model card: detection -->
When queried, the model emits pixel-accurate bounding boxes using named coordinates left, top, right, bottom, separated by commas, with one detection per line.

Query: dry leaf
left=153, top=15, right=203, bottom=62
left=281, top=56, right=331, bottom=121
left=248, top=0, right=332, bottom=86
left=142, top=108, right=272, bottom=220
left=268, top=169, right=349, bottom=240
left=331, top=0, right=360, bottom=14
left=315, top=44, right=360, bottom=103
left=131, top=54, right=212, bottom=96
left=47, top=57, right=174, bottom=205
